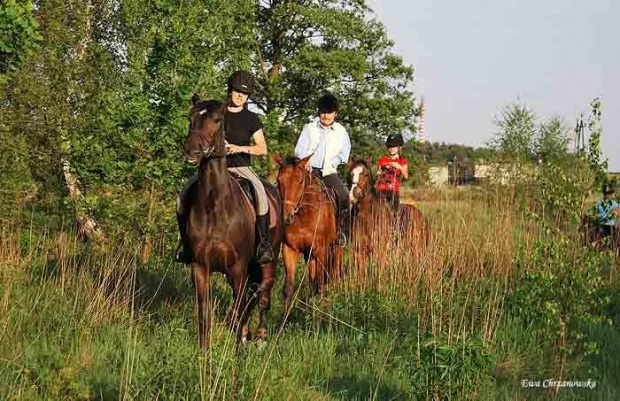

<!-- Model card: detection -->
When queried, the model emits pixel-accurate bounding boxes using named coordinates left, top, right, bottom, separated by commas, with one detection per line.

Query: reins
left=284, top=166, right=309, bottom=224
left=188, top=116, right=228, bottom=160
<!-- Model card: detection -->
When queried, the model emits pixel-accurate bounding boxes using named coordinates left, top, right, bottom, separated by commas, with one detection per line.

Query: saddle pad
left=230, top=174, right=277, bottom=229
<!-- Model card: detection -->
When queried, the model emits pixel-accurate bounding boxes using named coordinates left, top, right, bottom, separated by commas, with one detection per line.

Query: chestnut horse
left=273, top=155, right=340, bottom=317
left=348, top=158, right=429, bottom=262
left=183, top=98, right=283, bottom=349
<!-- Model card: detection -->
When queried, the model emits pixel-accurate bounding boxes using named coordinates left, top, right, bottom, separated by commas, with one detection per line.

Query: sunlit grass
left=1, top=186, right=618, bottom=400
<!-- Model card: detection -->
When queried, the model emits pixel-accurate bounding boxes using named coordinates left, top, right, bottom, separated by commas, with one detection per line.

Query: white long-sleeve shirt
left=294, top=119, right=351, bottom=176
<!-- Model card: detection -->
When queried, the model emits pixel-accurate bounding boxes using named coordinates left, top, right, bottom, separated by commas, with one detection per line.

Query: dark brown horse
left=183, top=98, right=283, bottom=349
left=273, top=155, right=340, bottom=316
left=580, top=213, right=620, bottom=254
left=348, top=158, right=429, bottom=262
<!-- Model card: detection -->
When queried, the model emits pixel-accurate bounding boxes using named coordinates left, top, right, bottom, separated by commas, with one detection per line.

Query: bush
left=409, top=333, right=496, bottom=400
left=507, top=238, right=611, bottom=373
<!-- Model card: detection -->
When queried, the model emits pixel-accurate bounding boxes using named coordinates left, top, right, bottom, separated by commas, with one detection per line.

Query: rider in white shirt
left=294, top=93, right=352, bottom=244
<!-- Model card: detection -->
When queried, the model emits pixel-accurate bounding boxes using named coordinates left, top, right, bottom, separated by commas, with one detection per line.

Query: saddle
left=229, top=173, right=278, bottom=229
left=311, top=169, right=339, bottom=211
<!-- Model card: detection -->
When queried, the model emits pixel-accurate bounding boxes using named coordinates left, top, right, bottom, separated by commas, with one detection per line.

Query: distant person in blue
left=597, top=184, right=619, bottom=238
left=294, top=93, right=351, bottom=244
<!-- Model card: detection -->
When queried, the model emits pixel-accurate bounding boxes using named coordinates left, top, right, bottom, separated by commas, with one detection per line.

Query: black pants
left=312, top=169, right=350, bottom=234
left=378, top=190, right=400, bottom=210
left=313, top=170, right=349, bottom=212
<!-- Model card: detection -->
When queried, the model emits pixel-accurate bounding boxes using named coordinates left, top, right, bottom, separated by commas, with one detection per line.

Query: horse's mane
left=352, top=159, right=376, bottom=188
left=351, top=159, right=378, bottom=196
left=192, top=99, right=223, bottom=115
left=281, top=156, right=302, bottom=166
left=189, top=98, right=227, bottom=156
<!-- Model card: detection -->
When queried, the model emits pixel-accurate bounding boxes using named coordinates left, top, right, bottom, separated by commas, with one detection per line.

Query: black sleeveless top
left=225, top=108, right=263, bottom=167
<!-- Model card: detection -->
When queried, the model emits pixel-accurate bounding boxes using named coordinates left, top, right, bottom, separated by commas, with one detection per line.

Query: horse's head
left=348, top=156, right=373, bottom=204
left=185, top=95, right=227, bottom=163
left=273, top=154, right=312, bottom=225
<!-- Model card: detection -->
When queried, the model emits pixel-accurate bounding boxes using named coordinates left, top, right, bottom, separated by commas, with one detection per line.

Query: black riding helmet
left=318, top=93, right=340, bottom=114
left=603, top=183, right=615, bottom=196
left=385, top=133, right=404, bottom=147
left=228, top=70, right=255, bottom=94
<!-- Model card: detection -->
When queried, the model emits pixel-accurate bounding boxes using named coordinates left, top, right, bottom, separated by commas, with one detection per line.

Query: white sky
left=368, top=0, right=619, bottom=171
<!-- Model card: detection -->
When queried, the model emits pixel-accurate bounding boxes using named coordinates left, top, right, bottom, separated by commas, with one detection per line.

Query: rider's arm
left=227, top=128, right=267, bottom=156
left=294, top=125, right=311, bottom=158
left=330, top=132, right=351, bottom=167
left=400, top=160, right=409, bottom=180
left=245, top=129, right=267, bottom=156
left=597, top=199, right=608, bottom=222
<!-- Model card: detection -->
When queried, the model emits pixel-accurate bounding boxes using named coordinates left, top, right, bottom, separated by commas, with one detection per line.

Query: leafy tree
left=253, top=0, right=417, bottom=164
left=534, top=116, right=570, bottom=163
left=71, top=0, right=255, bottom=193
left=1, top=0, right=104, bottom=224
left=0, top=0, right=40, bottom=82
left=492, top=103, right=536, bottom=160
left=584, top=98, right=608, bottom=188
left=3, top=0, right=419, bottom=239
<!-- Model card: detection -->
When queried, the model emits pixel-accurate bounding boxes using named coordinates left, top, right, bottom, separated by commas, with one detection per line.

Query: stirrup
left=256, top=241, right=274, bottom=264
left=335, top=231, right=348, bottom=247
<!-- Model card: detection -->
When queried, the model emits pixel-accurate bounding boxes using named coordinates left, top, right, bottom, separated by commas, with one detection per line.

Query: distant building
left=426, top=162, right=539, bottom=186
left=428, top=166, right=449, bottom=185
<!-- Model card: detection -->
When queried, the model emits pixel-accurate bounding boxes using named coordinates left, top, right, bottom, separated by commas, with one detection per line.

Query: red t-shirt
left=376, top=156, right=408, bottom=192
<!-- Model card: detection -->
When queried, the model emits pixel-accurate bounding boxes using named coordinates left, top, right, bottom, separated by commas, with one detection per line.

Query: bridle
left=188, top=109, right=227, bottom=161
left=350, top=165, right=370, bottom=203
left=283, top=165, right=310, bottom=225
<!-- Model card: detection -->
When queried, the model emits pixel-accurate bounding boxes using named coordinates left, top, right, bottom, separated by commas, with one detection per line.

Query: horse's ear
left=219, top=101, right=227, bottom=115
left=366, top=156, right=373, bottom=166
left=346, top=158, right=354, bottom=170
left=271, top=153, right=283, bottom=167
left=299, top=154, right=313, bottom=168
left=191, top=93, right=200, bottom=105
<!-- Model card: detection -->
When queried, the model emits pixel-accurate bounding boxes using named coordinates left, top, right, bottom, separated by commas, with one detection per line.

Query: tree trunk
left=62, top=0, right=105, bottom=242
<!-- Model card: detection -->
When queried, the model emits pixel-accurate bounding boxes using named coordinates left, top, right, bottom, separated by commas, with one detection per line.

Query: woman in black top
left=176, top=71, right=274, bottom=264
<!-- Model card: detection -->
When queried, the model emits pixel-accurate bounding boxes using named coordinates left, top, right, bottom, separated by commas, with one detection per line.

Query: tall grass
left=0, top=186, right=618, bottom=400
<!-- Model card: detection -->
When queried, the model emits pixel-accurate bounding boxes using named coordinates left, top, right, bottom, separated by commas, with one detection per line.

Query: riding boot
left=175, top=211, right=193, bottom=264
left=336, top=206, right=351, bottom=246
left=256, top=214, right=274, bottom=264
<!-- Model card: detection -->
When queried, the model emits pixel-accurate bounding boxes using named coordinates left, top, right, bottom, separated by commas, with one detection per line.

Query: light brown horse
left=348, top=158, right=429, bottom=263
left=273, top=155, right=340, bottom=317
left=182, top=98, right=283, bottom=350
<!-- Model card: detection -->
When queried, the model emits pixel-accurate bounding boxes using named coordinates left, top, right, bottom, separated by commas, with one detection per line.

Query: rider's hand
left=226, top=144, right=244, bottom=154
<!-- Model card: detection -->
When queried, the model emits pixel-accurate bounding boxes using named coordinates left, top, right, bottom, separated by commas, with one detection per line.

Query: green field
left=2, top=187, right=619, bottom=400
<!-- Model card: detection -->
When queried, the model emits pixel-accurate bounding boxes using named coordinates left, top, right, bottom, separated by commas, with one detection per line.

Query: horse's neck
left=302, top=175, right=329, bottom=206
left=359, top=182, right=377, bottom=210
left=198, top=157, right=233, bottom=204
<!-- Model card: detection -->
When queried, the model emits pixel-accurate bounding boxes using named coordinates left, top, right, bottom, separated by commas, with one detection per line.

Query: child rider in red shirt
left=375, top=133, right=409, bottom=210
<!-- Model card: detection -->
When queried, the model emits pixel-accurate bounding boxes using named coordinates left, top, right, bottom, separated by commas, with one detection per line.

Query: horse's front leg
left=227, top=264, right=249, bottom=346
left=193, top=264, right=211, bottom=351
left=281, top=243, right=299, bottom=324
left=256, top=261, right=276, bottom=341
left=307, top=257, right=320, bottom=296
